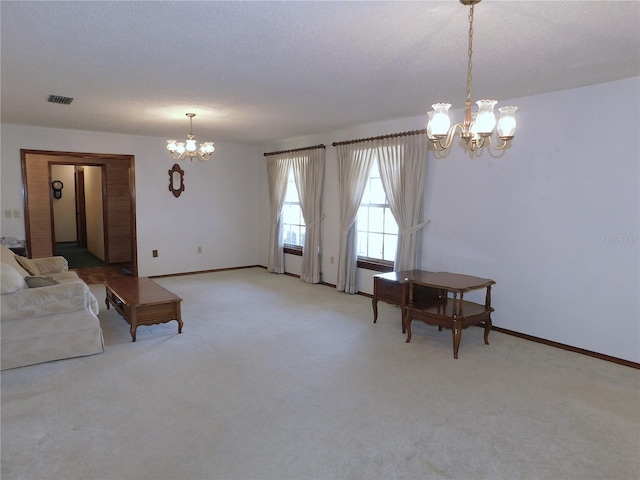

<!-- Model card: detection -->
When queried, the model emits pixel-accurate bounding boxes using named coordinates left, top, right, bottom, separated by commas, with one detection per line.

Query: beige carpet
left=1, top=268, right=638, bottom=480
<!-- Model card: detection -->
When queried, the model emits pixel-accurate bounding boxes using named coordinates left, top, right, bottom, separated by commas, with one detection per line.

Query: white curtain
left=375, top=133, right=429, bottom=271
left=266, top=154, right=291, bottom=273
left=335, top=144, right=376, bottom=293
left=292, top=148, right=325, bottom=283
left=266, top=147, right=326, bottom=280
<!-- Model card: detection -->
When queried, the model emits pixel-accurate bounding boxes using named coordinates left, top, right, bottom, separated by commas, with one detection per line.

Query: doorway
left=51, top=164, right=106, bottom=269
left=21, top=149, right=138, bottom=277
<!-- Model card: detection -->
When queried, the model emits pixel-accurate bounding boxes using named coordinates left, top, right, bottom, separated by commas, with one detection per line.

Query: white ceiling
left=1, top=1, right=639, bottom=145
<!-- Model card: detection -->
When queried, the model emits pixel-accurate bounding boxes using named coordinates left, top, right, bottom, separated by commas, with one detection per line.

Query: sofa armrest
left=31, top=256, right=69, bottom=275
left=1, top=282, right=97, bottom=321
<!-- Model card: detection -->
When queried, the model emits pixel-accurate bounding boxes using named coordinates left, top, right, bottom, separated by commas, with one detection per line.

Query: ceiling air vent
left=47, top=95, right=74, bottom=105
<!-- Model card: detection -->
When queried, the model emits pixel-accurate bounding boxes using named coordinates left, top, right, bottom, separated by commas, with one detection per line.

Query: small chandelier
left=166, top=113, right=215, bottom=161
left=427, top=0, right=517, bottom=152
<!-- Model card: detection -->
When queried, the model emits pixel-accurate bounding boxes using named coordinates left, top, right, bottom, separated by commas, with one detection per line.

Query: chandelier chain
left=466, top=4, right=475, bottom=103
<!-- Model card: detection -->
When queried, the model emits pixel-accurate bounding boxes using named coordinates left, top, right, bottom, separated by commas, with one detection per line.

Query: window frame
left=356, top=157, right=397, bottom=273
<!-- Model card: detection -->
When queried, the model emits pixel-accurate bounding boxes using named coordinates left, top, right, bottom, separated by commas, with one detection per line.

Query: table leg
left=130, top=310, right=137, bottom=342
left=401, top=307, right=407, bottom=334
left=176, top=303, right=183, bottom=334
left=372, top=297, right=378, bottom=323
left=483, top=317, right=491, bottom=345
left=452, top=317, right=462, bottom=359
left=405, top=315, right=413, bottom=343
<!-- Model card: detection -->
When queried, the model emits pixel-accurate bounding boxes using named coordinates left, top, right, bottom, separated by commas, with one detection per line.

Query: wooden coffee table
left=104, top=277, right=183, bottom=342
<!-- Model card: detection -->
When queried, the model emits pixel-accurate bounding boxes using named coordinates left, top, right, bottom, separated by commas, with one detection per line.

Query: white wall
left=0, top=125, right=262, bottom=277
left=259, top=77, right=640, bottom=363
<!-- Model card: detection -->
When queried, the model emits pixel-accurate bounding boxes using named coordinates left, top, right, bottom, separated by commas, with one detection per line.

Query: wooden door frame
left=21, top=149, right=138, bottom=277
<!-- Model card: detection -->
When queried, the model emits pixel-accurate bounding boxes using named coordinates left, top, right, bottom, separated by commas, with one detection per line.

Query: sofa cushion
left=31, top=256, right=68, bottom=275
left=1, top=263, right=28, bottom=294
left=25, top=276, right=60, bottom=288
left=1, top=246, right=30, bottom=276
left=15, top=255, right=40, bottom=276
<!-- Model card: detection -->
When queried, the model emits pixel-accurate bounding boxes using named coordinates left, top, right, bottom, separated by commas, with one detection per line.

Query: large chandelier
left=166, top=113, right=215, bottom=161
left=426, top=0, right=517, bottom=152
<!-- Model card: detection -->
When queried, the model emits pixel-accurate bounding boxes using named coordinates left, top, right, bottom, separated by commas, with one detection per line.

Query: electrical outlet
left=4, top=210, right=12, bottom=218
left=197, top=246, right=202, bottom=253
left=152, top=250, right=158, bottom=257
left=12, top=210, right=20, bottom=218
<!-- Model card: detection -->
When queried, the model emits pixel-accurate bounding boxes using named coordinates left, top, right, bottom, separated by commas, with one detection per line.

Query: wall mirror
left=169, top=163, right=185, bottom=198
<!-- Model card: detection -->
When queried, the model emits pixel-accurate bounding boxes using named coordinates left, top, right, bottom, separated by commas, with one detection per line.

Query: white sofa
left=1, top=245, right=103, bottom=370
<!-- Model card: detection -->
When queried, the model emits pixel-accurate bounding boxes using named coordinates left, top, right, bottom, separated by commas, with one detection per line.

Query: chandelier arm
left=430, top=139, right=446, bottom=151
left=486, top=135, right=511, bottom=151
left=431, top=122, right=466, bottom=150
left=470, top=136, right=485, bottom=151
left=170, top=151, right=183, bottom=161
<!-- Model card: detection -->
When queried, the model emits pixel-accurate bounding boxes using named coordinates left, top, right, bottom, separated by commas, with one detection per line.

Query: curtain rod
left=331, top=129, right=427, bottom=147
left=263, top=144, right=326, bottom=157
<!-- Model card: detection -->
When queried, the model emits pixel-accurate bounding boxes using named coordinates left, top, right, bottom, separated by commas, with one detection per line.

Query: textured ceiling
left=1, top=1, right=639, bottom=145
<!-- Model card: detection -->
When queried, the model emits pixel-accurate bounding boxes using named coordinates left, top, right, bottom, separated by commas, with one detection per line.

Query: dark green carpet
left=55, top=242, right=105, bottom=269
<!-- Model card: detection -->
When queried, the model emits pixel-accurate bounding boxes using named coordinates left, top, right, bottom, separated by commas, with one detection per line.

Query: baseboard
left=150, top=265, right=263, bottom=279
left=488, top=326, right=639, bottom=369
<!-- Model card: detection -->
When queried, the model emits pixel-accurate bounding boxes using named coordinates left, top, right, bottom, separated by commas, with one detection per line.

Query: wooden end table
left=104, top=277, right=183, bottom=342
left=404, top=272, right=495, bottom=358
left=372, top=270, right=440, bottom=333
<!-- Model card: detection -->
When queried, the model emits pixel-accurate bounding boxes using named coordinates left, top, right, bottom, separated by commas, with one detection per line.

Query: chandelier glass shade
left=166, top=113, right=215, bottom=161
left=426, top=0, right=517, bottom=152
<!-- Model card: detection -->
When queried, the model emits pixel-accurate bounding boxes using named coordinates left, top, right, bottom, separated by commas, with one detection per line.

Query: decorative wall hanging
left=168, top=163, right=185, bottom=198
left=51, top=180, right=64, bottom=199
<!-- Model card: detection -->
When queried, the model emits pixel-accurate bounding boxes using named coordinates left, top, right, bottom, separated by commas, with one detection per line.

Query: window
left=282, top=169, right=305, bottom=250
left=357, top=159, right=398, bottom=266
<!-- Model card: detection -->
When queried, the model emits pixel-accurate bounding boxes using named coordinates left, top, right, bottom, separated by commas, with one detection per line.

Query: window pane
left=383, top=234, right=397, bottom=262
left=357, top=207, right=369, bottom=231
left=293, top=227, right=301, bottom=246
left=282, top=204, right=292, bottom=224
left=369, top=207, right=384, bottom=233
left=369, top=233, right=384, bottom=259
left=357, top=231, right=367, bottom=256
left=291, top=204, right=303, bottom=224
left=283, top=225, right=294, bottom=244
left=384, top=209, right=398, bottom=233
left=285, top=181, right=298, bottom=202
left=370, top=178, right=386, bottom=204
left=283, top=169, right=305, bottom=247
left=369, top=160, right=380, bottom=177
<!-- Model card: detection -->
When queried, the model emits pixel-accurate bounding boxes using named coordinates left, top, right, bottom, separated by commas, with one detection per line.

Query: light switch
left=4, top=210, right=12, bottom=218
left=12, top=210, right=20, bottom=218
